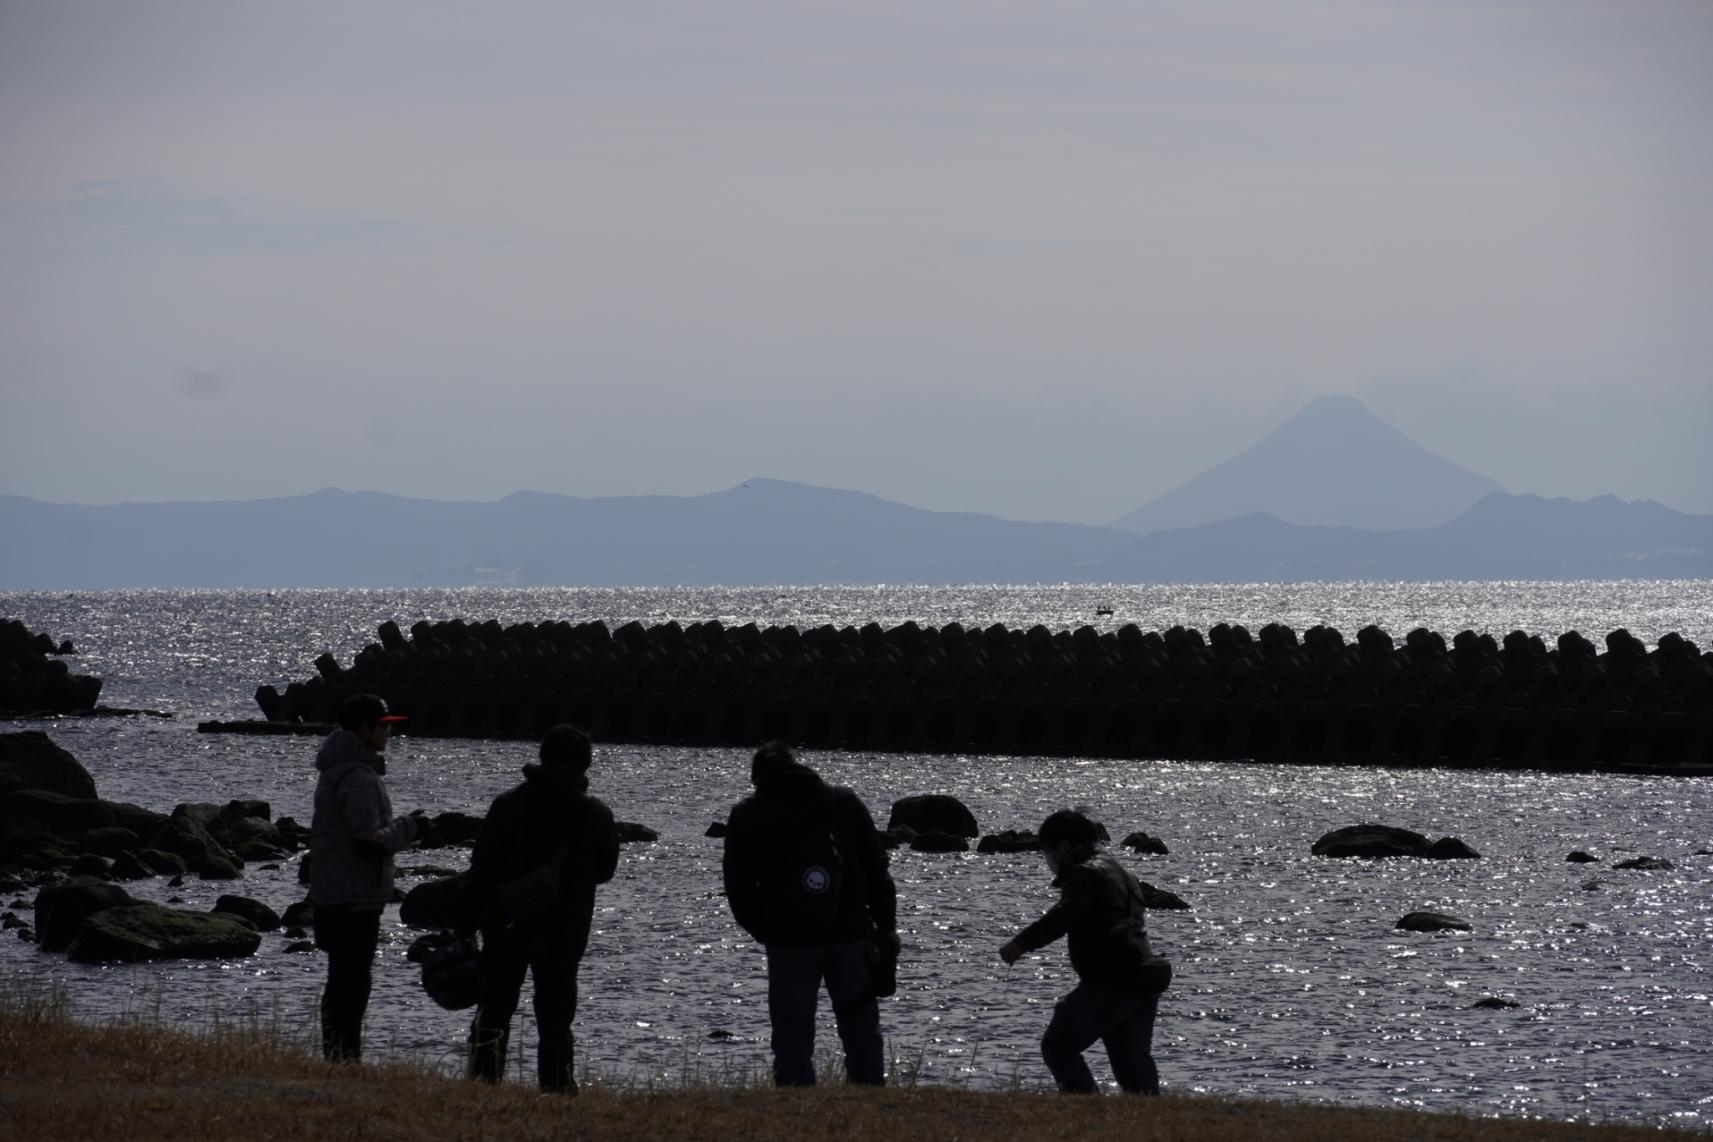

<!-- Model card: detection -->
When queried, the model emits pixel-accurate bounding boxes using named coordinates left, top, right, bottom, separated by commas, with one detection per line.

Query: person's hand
left=999, top=940, right=1022, bottom=965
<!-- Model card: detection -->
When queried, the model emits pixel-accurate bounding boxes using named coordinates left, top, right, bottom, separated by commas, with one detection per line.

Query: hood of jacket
left=752, top=760, right=830, bottom=805
left=1050, top=841, right=1101, bottom=887
left=519, top=762, right=591, bottom=799
left=316, top=727, right=385, bottom=779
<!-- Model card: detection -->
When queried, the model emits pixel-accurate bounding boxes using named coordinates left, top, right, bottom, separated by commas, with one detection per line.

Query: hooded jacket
left=722, top=761, right=897, bottom=946
left=308, top=729, right=419, bottom=908
left=467, top=763, right=619, bottom=956
left=1012, top=845, right=1157, bottom=994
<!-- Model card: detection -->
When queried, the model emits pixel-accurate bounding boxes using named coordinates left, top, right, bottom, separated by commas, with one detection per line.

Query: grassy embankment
left=0, top=992, right=1699, bottom=1142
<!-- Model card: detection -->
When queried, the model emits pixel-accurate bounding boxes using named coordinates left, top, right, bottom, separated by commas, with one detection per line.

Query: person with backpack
left=308, top=693, right=421, bottom=1063
left=722, top=741, right=900, bottom=1086
left=465, top=724, right=620, bottom=1093
left=998, top=809, right=1170, bottom=1095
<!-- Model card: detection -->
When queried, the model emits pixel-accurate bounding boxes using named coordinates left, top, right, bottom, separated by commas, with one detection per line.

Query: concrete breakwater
left=248, top=617, right=1713, bottom=772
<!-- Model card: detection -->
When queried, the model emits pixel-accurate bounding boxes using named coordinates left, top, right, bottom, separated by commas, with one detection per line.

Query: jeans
left=313, top=904, right=382, bottom=1063
left=469, top=922, right=582, bottom=1092
left=1041, top=983, right=1160, bottom=1095
left=764, top=941, right=884, bottom=1086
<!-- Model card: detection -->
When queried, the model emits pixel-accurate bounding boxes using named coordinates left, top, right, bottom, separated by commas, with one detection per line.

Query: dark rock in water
left=0, top=789, right=116, bottom=844
left=889, top=794, right=979, bottom=839
left=280, top=900, right=315, bottom=928
left=223, top=799, right=271, bottom=822
left=705, top=821, right=728, bottom=838
left=75, top=827, right=142, bottom=858
left=17, top=926, right=35, bottom=942
left=0, top=732, right=99, bottom=800
left=615, top=822, right=658, bottom=844
left=1312, top=824, right=1431, bottom=858
left=138, top=849, right=188, bottom=877
left=1581, top=879, right=1603, bottom=892
left=110, top=851, right=153, bottom=881
left=909, top=830, right=969, bottom=853
left=68, top=854, right=113, bottom=878
left=198, top=856, right=243, bottom=881
left=67, top=903, right=261, bottom=962
left=976, top=830, right=1041, bottom=854
left=284, top=940, right=315, bottom=954
left=283, top=925, right=307, bottom=939
left=1122, top=831, right=1169, bottom=855
left=1423, top=836, right=1482, bottom=860
left=1566, top=851, right=1599, bottom=863
left=1396, top=911, right=1472, bottom=932
left=2, top=912, right=22, bottom=929
left=879, top=825, right=915, bottom=850
left=34, top=877, right=134, bottom=951
left=146, top=812, right=236, bottom=873
left=1613, top=856, right=1675, bottom=871
left=421, top=811, right=484, bottom=848
left=211, top=895, right=281, bottom=932
left=233, top=841, right=287, bottom=863
left=167, top=875, right=185, bottom=888
left=707, top=1029, right=734, bottom=1041
left=1138, top=882, right=1191, bottom=911
left=399, top=874, right=480, bottom=930
left=1471, top=997, right=1521, bottom=1009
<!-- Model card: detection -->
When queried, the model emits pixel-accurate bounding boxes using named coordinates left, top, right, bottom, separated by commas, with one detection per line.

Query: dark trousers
left=1041, top=983, right=1160, bottom=1095
left=469, top=923, right=582, bottom=1092
left=313, top=904, right=382, bottom=1063
left=764, top=941, right=884, bottom=1087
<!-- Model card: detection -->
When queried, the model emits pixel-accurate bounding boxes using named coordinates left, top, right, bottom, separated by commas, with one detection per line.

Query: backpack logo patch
left=802, top=865, right=833, bottom=894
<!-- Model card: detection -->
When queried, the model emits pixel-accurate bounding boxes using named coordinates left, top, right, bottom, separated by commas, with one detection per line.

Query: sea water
left=1, top=583, right=1709, bottom=1126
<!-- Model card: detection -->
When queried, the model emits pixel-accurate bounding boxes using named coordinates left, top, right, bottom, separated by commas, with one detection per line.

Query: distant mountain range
left=1110, top=394, right=1504, bottom=534
left=1, top=482, right=1707, bottom=588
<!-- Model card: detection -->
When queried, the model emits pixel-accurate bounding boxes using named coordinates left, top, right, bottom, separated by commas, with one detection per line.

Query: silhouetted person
left=309, top=693, right=420, bottom=1062
left=999, top=809, right=1166, bottom=1095
left=466, top=724, right=619, bottom=1093
left=722, top=741, right=900, bottom=1086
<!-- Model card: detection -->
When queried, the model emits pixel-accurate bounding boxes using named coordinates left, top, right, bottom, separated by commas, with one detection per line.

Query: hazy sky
left=2, top=1, right=1710, bottom=523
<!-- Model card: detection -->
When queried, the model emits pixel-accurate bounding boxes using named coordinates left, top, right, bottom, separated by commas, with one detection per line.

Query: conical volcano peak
left=1110, top=395, right=1504, bottom=534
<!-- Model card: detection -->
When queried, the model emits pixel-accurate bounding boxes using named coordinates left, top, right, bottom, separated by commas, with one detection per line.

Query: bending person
left=999, top=809, right=1167, bottom=1095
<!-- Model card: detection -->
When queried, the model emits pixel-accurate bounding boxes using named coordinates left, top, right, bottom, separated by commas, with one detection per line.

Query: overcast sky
left=2, top=1, right=1709, bottom=523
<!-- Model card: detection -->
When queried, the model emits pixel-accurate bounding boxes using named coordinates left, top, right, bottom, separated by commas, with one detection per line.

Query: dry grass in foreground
left=0, top=999, right=1698, bottom=1142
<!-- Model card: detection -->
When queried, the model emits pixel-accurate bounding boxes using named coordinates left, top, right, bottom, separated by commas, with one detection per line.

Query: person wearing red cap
left=308, top=692, right=421, bottom=1062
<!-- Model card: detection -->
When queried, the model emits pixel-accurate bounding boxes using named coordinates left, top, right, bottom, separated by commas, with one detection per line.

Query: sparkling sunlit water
left=2, top=583, right=1709, bottom=1126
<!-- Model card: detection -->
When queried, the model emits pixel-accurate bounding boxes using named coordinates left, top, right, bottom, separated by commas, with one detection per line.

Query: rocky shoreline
left=230, top=617, right=1711, bottom=772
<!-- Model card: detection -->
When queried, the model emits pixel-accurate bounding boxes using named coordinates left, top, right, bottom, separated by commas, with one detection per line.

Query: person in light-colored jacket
left=309, top=693, right=420, bottom=1062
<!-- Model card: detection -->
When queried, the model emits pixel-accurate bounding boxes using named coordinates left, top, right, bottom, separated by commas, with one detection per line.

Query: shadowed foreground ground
left=0, top=1003, right=1696, bottom=1142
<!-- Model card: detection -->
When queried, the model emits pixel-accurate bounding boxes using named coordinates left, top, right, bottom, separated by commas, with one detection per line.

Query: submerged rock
left=0, top=732, right=99, bottom=800
left=1566, top=851, right=1599, bottom=863
left=1471, top=997, right=1521, bottom=1009
left=1396, top=911, right=1472, bottom=932
left=1138, top=882, right=1191, bottom=911
left=33, top=876, right=133, bottom=951
left=910, top=830, right=969, bottom=853
left=615, top=822, right=659, bottom=844
left=976, top=829, right=1041, bottom=854
left=1122, top=831, right=1169, bottom=855
left=1613, top=856, right=1675, bottom=871
left=211, top=894, right=281, bottom=932
left=888, top=795, right=979, bottom=839
left=67, top=903, right=261, bottom=962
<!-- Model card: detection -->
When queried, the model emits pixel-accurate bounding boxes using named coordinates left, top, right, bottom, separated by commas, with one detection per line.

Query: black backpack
left=761, top=801, right=845, bottom=938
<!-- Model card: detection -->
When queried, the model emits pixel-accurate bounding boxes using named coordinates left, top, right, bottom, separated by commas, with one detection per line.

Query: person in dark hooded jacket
left=466, top=723, right=619, bottom=1093
left=999, top=809, right=1166, bottom=1095
left=722, top=741, right=899, bottom=1086
left=308, top=693, right=421, bottom=1063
